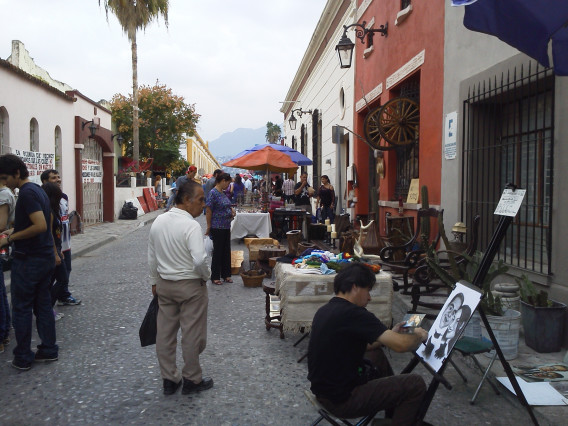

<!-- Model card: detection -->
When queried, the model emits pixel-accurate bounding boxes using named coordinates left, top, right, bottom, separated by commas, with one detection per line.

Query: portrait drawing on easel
left=416, top=281, right=482, bottom=372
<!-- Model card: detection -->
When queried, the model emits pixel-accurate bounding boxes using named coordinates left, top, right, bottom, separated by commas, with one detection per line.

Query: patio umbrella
left=222, top=146, right=299, bottom=174
left=231, top=143, right=313, bottom=166
left=461, top=0, right=568, bottom=75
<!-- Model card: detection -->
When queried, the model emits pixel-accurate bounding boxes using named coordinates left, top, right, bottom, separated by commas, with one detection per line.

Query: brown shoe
left=182, top=377, right=213, bottom=395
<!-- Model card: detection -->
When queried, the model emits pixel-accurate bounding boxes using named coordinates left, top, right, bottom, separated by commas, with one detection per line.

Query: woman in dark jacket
left=317, top=175, right=335, bottom=223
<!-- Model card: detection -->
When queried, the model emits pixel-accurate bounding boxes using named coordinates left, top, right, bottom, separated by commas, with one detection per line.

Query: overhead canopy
left=223, top=146, right=299, bottom=174
left=462, top=0, right=568, bottom=75
left=231, top=143, right=313, bottom=166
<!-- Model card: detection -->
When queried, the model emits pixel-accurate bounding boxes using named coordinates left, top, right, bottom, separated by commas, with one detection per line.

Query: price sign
left=494, top=188, right=526, bottom=217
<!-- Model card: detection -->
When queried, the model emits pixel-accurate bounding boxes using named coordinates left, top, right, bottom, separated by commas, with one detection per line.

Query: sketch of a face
left=439, top=293, right=464, bottom=329
left=445, top=309, right=462, bottom=340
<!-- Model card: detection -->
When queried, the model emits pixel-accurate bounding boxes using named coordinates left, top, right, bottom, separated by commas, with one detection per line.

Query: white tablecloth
left=274, top=263, right=393, bottom=333
left=231, top=212, right=272, bottom=239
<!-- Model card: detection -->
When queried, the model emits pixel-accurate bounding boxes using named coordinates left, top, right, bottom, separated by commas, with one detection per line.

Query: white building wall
left=283, top=0, right=356, bottom=211
left=0, top=66, right=76, bottom=208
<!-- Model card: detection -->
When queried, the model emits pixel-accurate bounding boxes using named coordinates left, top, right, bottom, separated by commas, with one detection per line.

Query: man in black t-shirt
left=308, top=263, right=428, bottom=425
left=294, top=172, right=313, bottom=214
left=0, top=155, right=57, bottom=371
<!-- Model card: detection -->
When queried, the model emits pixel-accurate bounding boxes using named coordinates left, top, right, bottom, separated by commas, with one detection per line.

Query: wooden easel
left=402, top=186, right=540, bottom=425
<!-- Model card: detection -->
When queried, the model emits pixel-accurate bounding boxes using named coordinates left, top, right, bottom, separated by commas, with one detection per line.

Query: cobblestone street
left=0, top=214, right=564, bottom=425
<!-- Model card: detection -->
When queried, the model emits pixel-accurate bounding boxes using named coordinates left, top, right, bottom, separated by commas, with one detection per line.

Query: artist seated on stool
left=308, top=263, right=428, bottom=425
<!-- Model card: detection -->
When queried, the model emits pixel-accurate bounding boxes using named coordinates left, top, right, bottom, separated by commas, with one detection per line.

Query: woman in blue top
left=205, top=173, right=235, bottom=285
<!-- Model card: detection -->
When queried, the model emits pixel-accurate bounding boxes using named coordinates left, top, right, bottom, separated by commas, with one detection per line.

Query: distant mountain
left=208, top=127, right=268, bottom=156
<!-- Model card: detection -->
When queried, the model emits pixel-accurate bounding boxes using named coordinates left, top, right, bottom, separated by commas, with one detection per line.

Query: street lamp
left=288, top=108, right=312, bottom=131
left=335, top=21, right=388, bottom=69
left=81, top=117, right=100, bottom=138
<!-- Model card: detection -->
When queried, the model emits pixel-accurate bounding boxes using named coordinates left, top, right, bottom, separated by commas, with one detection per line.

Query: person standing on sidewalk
left=0, top=175, right=15, bottom=353
left=41, top=170, right=81, bottom=307
left=148, top=180, right=214, bottom=396
left=0, top=154, right=57, bottom=370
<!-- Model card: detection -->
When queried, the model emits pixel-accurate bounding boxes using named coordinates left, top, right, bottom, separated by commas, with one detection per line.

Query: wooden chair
left=262, top=281, right=284, bottom=339
left=378, top=208, right=443, bottom=293
left=409, top=215, right=480, bottom=316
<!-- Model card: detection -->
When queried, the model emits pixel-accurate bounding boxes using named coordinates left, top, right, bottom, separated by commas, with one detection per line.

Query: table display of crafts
left=291, top=249, right=382, bottom=275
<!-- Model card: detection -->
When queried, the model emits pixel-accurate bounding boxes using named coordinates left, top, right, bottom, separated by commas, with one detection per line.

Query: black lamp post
left=335, top=21, right=388, bottom=69
left=81, top=118, right=100, bottom=138
left=288, top=108, right=313, bottom=131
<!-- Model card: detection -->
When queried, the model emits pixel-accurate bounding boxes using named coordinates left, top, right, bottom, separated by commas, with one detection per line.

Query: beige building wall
left=185, top=132, right=221, bottom=177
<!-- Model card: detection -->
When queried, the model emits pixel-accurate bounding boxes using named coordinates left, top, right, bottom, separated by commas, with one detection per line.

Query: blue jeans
left=11, top=255, right=57, bottom=364
left=0, top=271, right=10, bottom=341
left=51, top=250, right=69, bottom=305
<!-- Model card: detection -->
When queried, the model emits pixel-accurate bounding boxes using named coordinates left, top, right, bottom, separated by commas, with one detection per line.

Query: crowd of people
left=0, top=154, right=80, bottom=370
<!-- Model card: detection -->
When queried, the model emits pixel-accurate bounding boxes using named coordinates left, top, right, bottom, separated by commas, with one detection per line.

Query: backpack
left=119, top=201, right=138, bottom=220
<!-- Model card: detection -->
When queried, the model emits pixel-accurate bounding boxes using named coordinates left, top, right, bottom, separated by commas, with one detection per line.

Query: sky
left=0, top=0, right=328, bottom=142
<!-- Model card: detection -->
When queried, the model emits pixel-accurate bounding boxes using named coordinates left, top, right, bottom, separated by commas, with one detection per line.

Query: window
left=401, top=0, right=411, bottom=9
left=54, top=126, right=62, bottom=172
left=291, top=135, right=297, bottom=152
left=394, top=78, right=420, bottom=200
left=312, top=110, right=321, bottom=187
left=0, top=107, right=9, bottom=154
left=462, top=63, right=554, bottom=274
left=301, top=124, right=307, bottom=176
left=30, top=118, right=39, bottom=151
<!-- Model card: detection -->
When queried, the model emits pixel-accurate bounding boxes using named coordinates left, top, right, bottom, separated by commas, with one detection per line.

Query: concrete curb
left=70, top=215, right=158, bottom=260
left=4, top=213, right=160, bottom=295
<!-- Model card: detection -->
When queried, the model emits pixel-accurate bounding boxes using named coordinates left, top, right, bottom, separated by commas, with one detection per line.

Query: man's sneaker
left=11, top=359, right=32, bottom=371
left=57, top=296, right=81, bottom=306
left=34, top=352, right=58, bottom=362
left=181, top=377, right=213, bottom=395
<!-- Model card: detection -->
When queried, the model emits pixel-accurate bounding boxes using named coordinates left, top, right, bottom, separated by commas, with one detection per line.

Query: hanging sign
left=494, top=188, right=526, bottom=217
left=14, top=149, right=55, bottom=184
left=82, top=159, right=103, bottom=183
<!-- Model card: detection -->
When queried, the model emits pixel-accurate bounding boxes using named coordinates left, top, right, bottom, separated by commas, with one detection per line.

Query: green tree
left=265, top=121, right=282, bottom=143
left=100, top=0, right=169, bottom=166
left=111, top=81, right=199, bottom=170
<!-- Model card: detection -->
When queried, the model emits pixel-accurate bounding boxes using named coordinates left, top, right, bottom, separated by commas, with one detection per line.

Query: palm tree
left=265, top=122, right=282, bottom=143
left=100, top=0, right=169, bottom=166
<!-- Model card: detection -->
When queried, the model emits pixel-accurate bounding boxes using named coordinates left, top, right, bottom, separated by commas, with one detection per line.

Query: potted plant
left=517, top=274, right=566, bottom=353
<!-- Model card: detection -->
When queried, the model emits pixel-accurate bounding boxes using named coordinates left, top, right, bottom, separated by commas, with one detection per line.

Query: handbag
left=139, top=296, right=158, bottom=347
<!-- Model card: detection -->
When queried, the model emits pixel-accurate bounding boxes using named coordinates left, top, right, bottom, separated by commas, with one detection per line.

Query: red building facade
left=351, top=0, right=444, bottom=232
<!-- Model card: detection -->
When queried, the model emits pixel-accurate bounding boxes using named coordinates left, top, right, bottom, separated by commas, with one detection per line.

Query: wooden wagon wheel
left=377, top=97, right=419, bottom=146
left=363, top=105, right=397, bottom=151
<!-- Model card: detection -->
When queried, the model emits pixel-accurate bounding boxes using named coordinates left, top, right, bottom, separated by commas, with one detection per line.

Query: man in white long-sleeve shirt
left=148, top=180, right=214, bottom=396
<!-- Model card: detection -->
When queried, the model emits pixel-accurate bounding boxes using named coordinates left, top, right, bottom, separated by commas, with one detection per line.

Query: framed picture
left=416, top=281, right=482, bottom=372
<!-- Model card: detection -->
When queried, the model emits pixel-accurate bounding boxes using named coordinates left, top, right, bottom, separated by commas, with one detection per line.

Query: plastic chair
left=448, top=336, right=501, bottom=404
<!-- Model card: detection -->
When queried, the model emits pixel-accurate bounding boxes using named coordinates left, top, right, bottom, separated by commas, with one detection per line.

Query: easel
left=401, top=186, right=540, bottom=425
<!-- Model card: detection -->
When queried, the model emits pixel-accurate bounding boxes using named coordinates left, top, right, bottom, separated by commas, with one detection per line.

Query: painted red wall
left=353, top=0, right=444, bottom=220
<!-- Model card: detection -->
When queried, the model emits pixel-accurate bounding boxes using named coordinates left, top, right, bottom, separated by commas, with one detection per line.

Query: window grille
left=394, top=80, right=420, bottom=200
left=312, top=110, right=321, bottom=186
left=461, top=63, right=554, bottom=274
left=301, top=124, right=307, bottom=176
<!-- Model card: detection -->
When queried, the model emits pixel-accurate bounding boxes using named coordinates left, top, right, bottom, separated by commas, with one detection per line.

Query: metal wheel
left=363, top=105, right=397, bottom=151
left=377, top=97, right=419, bottom=146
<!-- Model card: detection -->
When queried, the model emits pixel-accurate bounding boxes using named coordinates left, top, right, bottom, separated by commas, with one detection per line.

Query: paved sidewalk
left=3, top=209, right=163, bottom=293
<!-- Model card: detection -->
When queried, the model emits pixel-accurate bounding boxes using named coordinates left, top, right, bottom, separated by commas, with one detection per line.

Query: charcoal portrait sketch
left=417, top=282, right=482, bottom=372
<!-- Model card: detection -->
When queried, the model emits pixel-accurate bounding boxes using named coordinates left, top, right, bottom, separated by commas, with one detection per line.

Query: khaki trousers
left=156, top=277, right=208, bottom=383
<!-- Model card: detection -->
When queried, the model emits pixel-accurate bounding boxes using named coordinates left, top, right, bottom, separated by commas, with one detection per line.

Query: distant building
left=184, top=132, right=221, bottom=177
